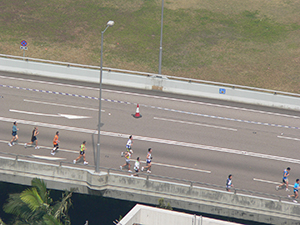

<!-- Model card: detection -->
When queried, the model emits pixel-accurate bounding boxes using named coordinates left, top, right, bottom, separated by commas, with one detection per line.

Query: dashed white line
left=9, top=109, right=91, bottom=119
left=0, top=140, right=78, bottom=154
left=277, top=136, right=300, bottom=142
left=32, top=154, right=66, bottom=161
left=151, top=161, right=211, bottom=173
left=253, top=178, right=293, bottom=188
left=253, top=178, right=280, bottom=185
left=1, top=116, right=300, bottom=164
left=1, top=75, right=299, bottom=119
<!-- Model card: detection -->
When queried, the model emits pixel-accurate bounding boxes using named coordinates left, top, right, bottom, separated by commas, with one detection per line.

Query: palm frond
left=31, top=178, right=52, bottom=204
left=20, top=188, right=45, bottom=212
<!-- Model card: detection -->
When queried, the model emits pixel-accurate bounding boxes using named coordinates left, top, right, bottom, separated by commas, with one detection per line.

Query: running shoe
left=121, top=152, right=124, bottom=157
left=141, top=167, right=144, bottom=172
left=120, top=166, right=122, bottom=170
left=128, top=170, right=132, bottom=173
left=24, top=143, right=27, bottom=148
left=35, top=146, right=40, bottom=149
left=73, top=160, right=76, bottom=164
left=286, top=188, right=289, bottom=191
left=147, top=170, right=151, bottom=173
left=51, top=152, right=55, bottom=155
left=293, top=200, right=297, bottom=203
left=8, top=143, right=12, bottom=147
left=84, top=161, right=88, bottom=165
left=276, top=186, right=279, bottom=191
left=288, top=195, right=291, bottom=198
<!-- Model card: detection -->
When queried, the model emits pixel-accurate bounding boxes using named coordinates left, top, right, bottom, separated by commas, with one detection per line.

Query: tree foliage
left=2, top=178, right=73, bottom=225
left=157, top=198, right=173, bottom=210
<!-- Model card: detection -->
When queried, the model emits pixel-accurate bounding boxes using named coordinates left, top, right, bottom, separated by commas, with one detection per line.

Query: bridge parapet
left=0, top=156, right=299, bottom=225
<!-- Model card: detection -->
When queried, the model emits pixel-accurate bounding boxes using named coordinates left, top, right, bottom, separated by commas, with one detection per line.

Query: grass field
left=0, top=0, right=299, bottom=93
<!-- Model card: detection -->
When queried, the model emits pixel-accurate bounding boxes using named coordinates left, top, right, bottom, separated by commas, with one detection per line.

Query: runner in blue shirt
left=288, top=179, right=299, bottom=203
left=8, top=121, right=19, bottom=146
left=226, top=174, right=234, bottom=192
left=276, top=167, right=290, bottom=191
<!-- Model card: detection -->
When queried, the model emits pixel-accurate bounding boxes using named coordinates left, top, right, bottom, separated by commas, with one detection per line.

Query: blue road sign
left=219, top=88, right=226, bottom=94
left=20, top=40, right=27, bottom=47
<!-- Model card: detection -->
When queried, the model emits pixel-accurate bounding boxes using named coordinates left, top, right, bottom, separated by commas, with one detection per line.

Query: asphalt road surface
left=1, top=72, right=300, bottom=198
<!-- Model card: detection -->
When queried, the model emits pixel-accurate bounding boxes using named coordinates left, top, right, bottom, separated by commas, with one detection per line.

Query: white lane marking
left=277, top=136, right=300, bottom=142
left=9, top=109, right=91, bottom=119
left=154, top=117, right=237, bottom=131
left=0, top=139, right=209, bottom=172
left=58, top=114, right=91, bottom=120
left=151, top=161, right=211, bottom=173
left=1, top=116, right=300, bottom=165
left=130, top=160, right=210, bottom=173
left=10, top=109, right=59, bottom=117
left=2, top=83, right=299, bottom=130
left=1, top=75, right=299, bottom=119
left=0, top=140, right=78, bottom=154
left=24, top=99, right=103, bottom=112
left=253, top=178, right=293, bottom=188
left=253, top=178, right=280, bottom=185
left=32, top=155, right=66, bottom=161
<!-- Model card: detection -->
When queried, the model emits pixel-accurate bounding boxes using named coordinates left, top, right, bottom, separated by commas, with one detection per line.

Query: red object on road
left=133, top=104, right=142, bottom=118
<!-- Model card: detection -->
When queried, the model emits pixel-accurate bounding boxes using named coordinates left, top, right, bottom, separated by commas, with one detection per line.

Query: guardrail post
left=59, top=162, right=62, bottom=167
left=234, top=189, right=237, bottom=194
left=279, top=196, right=281, bottom=202
left=190, top=181, right=193, bottom=188
left=15, top=155, right=18, bottom=161
left=107, top=169, right=110, bottom=175
left=146, top=175, right=149, bottom=181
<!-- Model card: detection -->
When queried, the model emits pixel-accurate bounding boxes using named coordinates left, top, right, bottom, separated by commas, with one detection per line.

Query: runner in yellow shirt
left=73, top=141, right=88, bottom=165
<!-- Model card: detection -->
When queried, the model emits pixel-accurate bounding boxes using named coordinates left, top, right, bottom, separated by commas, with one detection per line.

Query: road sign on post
left=20, top=40, right=27, bottom=46
left=20, top=40, right=28, bottom=59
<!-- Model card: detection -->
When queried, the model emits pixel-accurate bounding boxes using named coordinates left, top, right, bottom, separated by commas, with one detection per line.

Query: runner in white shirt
left=121, top=135, right=133, bottom=157
left=133, top=157, right=141, bottom=176
left=120, top=150, right=133, bottom=172
left=141, top=148, right=152, bottom=173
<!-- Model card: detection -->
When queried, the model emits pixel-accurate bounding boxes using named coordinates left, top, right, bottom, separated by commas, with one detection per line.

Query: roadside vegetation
left=0, top=0, right=299, bottom=93
left=2, top=178, right=73, bottom=225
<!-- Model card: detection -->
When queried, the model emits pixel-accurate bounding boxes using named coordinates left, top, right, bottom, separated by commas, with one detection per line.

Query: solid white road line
left=154, top=117, right=237, bottom=131
left=277, top=136, right=300, bottom=142
left=1, top=116, right=300, bottom=164
left=24, top=99, right=102, bottom=112
left=2, top=75, right=299, bottom=119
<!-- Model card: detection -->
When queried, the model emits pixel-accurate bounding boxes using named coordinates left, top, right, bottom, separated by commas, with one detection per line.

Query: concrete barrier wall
left=0, top=56, right=300, bottom=111
left=0, top=157, right=299, bottom=225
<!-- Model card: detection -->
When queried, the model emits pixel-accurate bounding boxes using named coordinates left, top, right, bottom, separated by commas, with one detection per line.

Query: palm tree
left=3, top=178, right=73, bottom=225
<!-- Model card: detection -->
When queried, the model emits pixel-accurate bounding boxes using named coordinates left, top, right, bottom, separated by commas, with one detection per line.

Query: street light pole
left=158, top=0, right=164, bottom=74
left=96, top=20, right=114, bottom=173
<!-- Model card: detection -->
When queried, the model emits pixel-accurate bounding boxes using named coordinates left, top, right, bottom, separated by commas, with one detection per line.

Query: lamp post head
left=107, top=20, right=115, bottom=27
